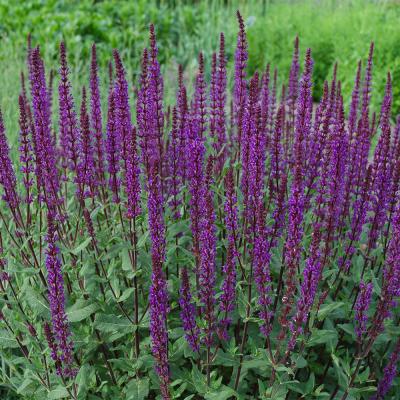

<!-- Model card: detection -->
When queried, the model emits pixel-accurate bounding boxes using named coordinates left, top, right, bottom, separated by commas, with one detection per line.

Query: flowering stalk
left=176, top=65, right=188, bottom=183
left=58, top=42, right=80, bottom=174
left=367, top=73, right=392, bottom=252
left=90, top=44, right=106, bottom=189
left=234, top=11, right=248, bottom=160
left=253, top=202, right=272, bottom=338
left=354, top=281, right=373, bottom=342
left=279, top=49, right=313, bottom=332
left=352, top=43, right=374, bottom=199
left=287, top=225, right=322, bottom=352
left=199, top=159, right=217, bottom=385
left=287, top=36, right=300, bottom=146
left=214, top=33, right=227, bottom=173
left=367, top=200, right=400, bottom=344
left=260, top=64, right=271, bottom=143
left=372, top=338, right=400, bottom=400
left=338, top=166, right=371, bottom=273
left=76, top=87, right=95, bottom=200
left=179, top=268, right=200, bottom=352
left=219, top=168, right=238, bottom=339
left=147, top=166, right=170, bottom=399
left=125, top=126, right=141, bottom=219
left=113, top=49, right=132, bottom=168
left=18, top=94, right=34, bottom=207
left=149, top=24, right=165, bottom=176
left=45, top=211, right=75, bottom=377
left=240, top=73, right=259, bottom=234
left=167, top=108, right=181, bottom=219
left=187, top=59, right=208, bottom=278
left=341, top=60, right=362, bottom=222
left=29, top=47, right=61, bottom=211
left=193, top=53, right=207, bottom=139
left=137, top=48, right=152, bottom=173
left=0, top=110, right=20, bottom=213
left=105, top=88, right=121, bottom=203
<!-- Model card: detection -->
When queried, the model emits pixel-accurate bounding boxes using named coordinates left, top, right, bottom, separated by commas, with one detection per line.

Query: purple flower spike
left=289, top=226, right=322, bottom=350
left=76, top=87, right=95, bottom=200
left=167, top=108, right=181, bottom=219
left=219, top=169, right=238, bottom=339
left=90, top=44, right=106, bottom=188
left=253, top=203, right=273, bottom=337
left=45, top=211, right=75, bottom=377
left=125, top=126, right=141, bottom=219
left=219, top=240, right=237, bottom=340
left=199, top=160, right=217, bottom=348
left=234, top=11, right=248, bottom=155
left=179, top=268, right=200, bottom=352
left=369, top=201, right=400, bottom=341
left=147, top=166, right=170, bottom=399
left=287, top=36, right=300, bottom=137
left=354, top=281, right=373, bottom=341
left=280, top=49, right=313, bottom=330
left=18, top=95, right=34, bottom=205
left=58, top=42, right=80, bottom=173
left=367, top=73, right=392, bottom=252
left=44, top=322, right=61, bottom=375
left=106, top=88, right=121, bottom=203
left=372, top=339, right=400, bottom=400
left=0, top=110, right=20, bottom=211
left=29, top=47, right=61, bottom=210
left=113, top=49, right=132, bottom=167
left=176, top=65, right=188, bottom=183
left=149, top=24, right=165, bottom=166
left=137, top=48, right=152, bottom=173
left=193, top=53, right=207, bottom=139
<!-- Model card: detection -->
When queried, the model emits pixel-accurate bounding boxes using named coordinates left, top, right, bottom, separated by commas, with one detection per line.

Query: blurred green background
left=0, top=0, right=399, bottom=145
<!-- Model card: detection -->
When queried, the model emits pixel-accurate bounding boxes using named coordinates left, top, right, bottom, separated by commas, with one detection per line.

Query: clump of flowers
left=0, top=12, right=399, bottom=400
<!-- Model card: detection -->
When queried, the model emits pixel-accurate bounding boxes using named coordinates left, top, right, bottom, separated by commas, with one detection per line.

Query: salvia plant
left=1, top=11, right=400, bottom=400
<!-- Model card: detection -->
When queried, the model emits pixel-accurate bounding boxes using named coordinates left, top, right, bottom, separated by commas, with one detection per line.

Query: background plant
left=1, top=0, right=400, bottom=143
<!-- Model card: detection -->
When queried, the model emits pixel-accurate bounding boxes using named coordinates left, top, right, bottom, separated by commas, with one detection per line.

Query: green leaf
left=348, top=386, right=376, bottom=395
left=47, top=386, right=69, bottom=399
left=242, top=358, right=270, bottom=371
left=191, top=365, right=207, bottom=394
left=0, top=329, right=19, bottom=349
left=125, top=378, right=150, bottom=400
left=294, top=355, right=307, bottom=369
left=76, top=365, right=94, bottom=398
left=317, top=302, right=344, bottom=321
left=204, top=386, right=237, bottom=400
left=304, top=373, right=315, bottom=394
left=94, top=314, right=133, bottom=334
left=307, top=329, right=338, bottom=347
left=338, top=323, right=356, bottom=338
left=23, top=284, right=49, bottom=314
left=121, top=249, right=132, bottom=271
left=72, top=237, right=92, bottom=255
left=214, top=350, right=239, bottom=367
left=137, top=231, right=149, bottom=248
left=332, top=354, right=349, bottom=388
left=67, top=303, right=98, bottom=323
left=16, top=377, right=34, bottom=394
left=118, top=287, right=135, bottom=303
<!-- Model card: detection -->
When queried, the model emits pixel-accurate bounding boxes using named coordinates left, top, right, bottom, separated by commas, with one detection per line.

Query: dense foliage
left=1, top=9, right=400, bottom=400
